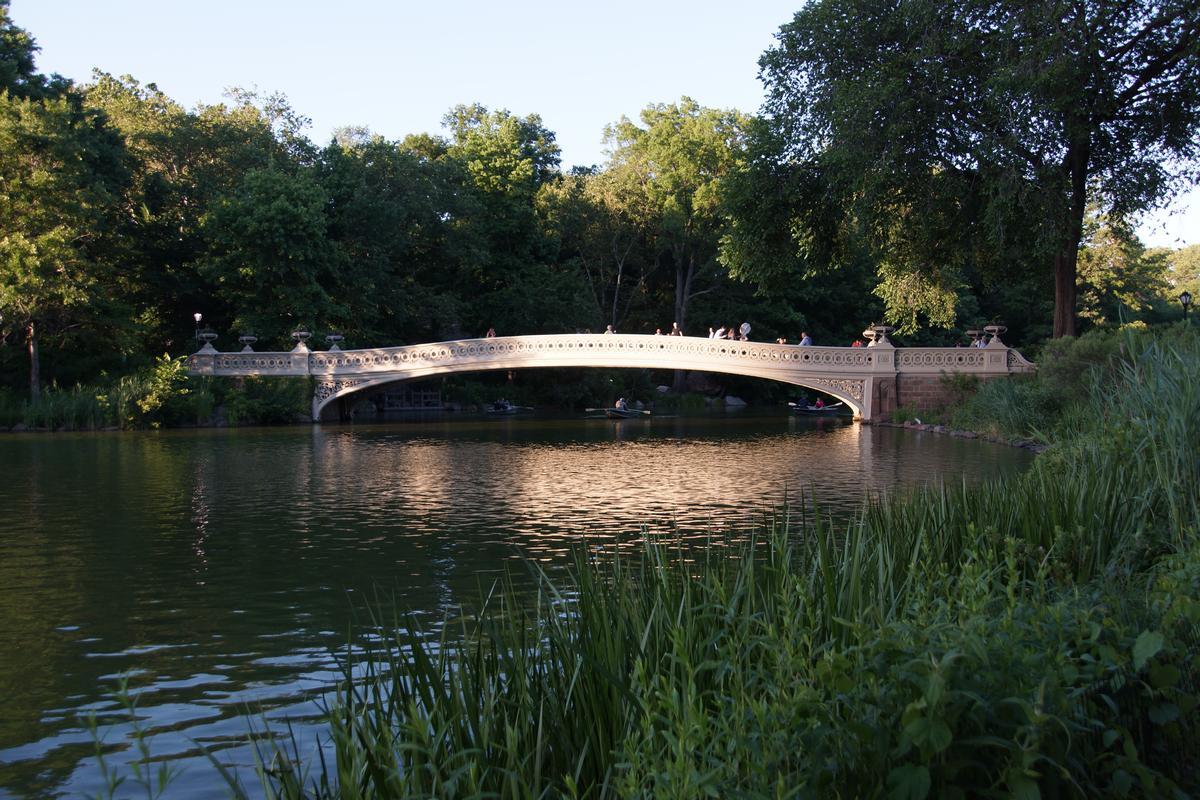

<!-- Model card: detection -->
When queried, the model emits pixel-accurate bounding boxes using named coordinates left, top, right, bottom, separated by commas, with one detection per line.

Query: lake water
left=0, top=414, right=1032, bottom=798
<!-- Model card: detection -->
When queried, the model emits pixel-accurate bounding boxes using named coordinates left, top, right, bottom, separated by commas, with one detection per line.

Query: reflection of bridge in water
left=188, top=332, right=1035, bottom=422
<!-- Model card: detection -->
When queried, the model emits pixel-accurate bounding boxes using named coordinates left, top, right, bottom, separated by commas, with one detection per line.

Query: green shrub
left=0, top=388, right=22, bottom=427
left=134, top=355, right=192, bottom=428
left=8, top=357, right=213, bottom=431
left=948, top=374, right=1063, bottom=439
left=221, top=377, right=311, bottom=426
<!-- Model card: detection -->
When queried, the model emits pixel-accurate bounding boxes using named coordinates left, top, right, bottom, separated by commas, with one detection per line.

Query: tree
left=759, top=0, right=1200, bottom=337
left=0, top=94, right=129, bottom=398
left=82, top=73, right=280, bottom=353
left=538, top=167, right=657, bottom=331
left=603, top=98, right=751, bottom=332
left=440, top=104, right=583, bottom=335
left=317, top=130, right=475, bottom=343
left=1166, top=244, right=1200, bottom=301
left=0, top=0, right=66, bottom=100
left=1076, top=215, right=1169, bottom=326
left=0, top=6, right=128, bottom=398
left=200, top=168, right=345, bottom=342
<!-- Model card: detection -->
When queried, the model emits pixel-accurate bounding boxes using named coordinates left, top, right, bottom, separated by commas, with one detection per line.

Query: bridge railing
left=190, top=334, right=890, bottom=377
left=188, top=333, right=1033, bottom=379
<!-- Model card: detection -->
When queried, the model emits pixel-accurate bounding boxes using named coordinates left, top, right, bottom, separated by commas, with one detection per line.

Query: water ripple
left=0, top=416, right=1031, bottom=798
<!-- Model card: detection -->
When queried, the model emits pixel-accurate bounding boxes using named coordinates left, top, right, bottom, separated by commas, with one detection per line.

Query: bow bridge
left=187, top=332, right=1034, bottom=422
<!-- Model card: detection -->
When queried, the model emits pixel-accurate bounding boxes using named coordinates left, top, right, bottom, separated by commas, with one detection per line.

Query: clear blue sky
left=12, top=0, right=1197, bottom=247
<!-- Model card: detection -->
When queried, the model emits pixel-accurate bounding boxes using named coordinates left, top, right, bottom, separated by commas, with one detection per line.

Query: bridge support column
left=861, top=339, right=898, bottom=422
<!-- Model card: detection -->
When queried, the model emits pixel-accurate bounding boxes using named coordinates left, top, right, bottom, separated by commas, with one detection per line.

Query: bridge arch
left=313, top=367, right=868, bottom=421
left=309, top=352, right=868, bottom=422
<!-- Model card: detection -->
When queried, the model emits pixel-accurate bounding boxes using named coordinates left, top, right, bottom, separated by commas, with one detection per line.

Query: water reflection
left=0, top=416, right=1031, bottom=797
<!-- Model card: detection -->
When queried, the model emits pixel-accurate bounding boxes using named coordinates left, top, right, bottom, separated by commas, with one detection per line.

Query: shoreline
left=870, top=419, right=1048, bottom=453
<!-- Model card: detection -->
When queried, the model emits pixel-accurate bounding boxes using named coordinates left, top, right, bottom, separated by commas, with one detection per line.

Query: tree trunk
left=673, top=253, right=688, bottom=331
left=1052, top=249, right=1077, bottom=338
left=1052, top=135, right=1090, bottom=338
left=672, top=248, right=693, bottom=392
left=610, top=262, right=622, bottom=329
left=27, top=321, right=41, bottom=401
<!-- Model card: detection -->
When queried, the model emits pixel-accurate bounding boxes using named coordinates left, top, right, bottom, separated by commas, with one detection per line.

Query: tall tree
left=200, top=167, right=345, bottom=342
left=759, top=0, right=1200, bottom=337
left=604, top=98, right=751, bottom=332
left=538, top=167, right=657, bottom=331
left=317, top=130, right=474, bottom=343
left=0, top=5, right=127, bottom=398
left=1166, top=244, right=1200, bottom=303
left=0, top=95, right=128, bottom=398
left=82, top=73, right=279, bottom=351
left=440, top=104, right=585, bottom=335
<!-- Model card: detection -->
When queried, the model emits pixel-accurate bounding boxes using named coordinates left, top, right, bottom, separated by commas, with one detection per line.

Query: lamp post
left=193, top=312, right=202, bottom=343
left=1181, top=290, right=1193, bottom=322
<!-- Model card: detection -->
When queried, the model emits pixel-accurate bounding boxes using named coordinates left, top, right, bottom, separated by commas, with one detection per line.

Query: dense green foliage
left=215, top=326, right=1200, bottom=798
left=3, top=2, right=1196, bottom=406
left=742, top=0, right=1200, bottom=339
left=0, top=365, right=310, bottom=430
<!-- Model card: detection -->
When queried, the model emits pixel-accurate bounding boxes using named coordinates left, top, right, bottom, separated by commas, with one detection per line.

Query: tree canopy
left=751, top=0, right=1200, bottom=336
left=1, top=4, right=1197, bottom=402
left=604, top=98, right=752, bottom=331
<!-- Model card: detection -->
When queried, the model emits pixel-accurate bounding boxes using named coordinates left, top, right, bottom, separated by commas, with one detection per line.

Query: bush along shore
left=0, top=358, right=313, bottom=431
left=885, top=324, right=1183, bottom=453
left=205, top=324, right=1198, bottom=798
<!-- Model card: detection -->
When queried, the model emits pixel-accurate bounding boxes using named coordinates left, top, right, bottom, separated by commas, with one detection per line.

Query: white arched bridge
left=187, top=332, right=1035, bottom=422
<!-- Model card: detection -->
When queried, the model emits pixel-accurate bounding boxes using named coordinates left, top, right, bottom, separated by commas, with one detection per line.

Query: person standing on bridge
left=485, top=327, right=496, bottom=338
left=799, top=332, right=813, bottom=346
left=670, top=322, right=683, bottom=336
left=605, top=325, right=615, bottom=334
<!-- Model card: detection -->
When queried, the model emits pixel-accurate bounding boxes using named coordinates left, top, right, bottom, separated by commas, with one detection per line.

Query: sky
left=11, top=0, right=1197, bottom=248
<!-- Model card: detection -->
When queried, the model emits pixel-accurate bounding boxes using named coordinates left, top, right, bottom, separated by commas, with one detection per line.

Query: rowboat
left=586, top=406, right=651, bottom=419
left=485, top=401, right=533, bottom=415
left=604, top=407, right=650, bottom=419
left=788, top=401, right=846, bottom=416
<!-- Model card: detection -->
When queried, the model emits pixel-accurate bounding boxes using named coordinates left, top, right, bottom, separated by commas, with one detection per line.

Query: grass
left=213, top=325, right=1200, bottom=798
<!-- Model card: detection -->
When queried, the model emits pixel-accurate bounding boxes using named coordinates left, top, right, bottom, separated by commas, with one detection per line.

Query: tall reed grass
left=232, top=327, right=1199, bottom=798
